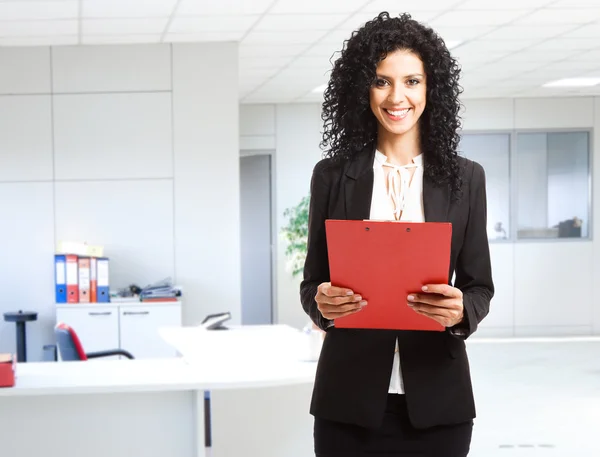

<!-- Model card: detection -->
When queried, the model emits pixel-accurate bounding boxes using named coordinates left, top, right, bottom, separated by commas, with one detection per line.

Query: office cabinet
left=56, top=301, right=182, bottom=360
left=56, top=306, right=121, bottom=360
left=119, top=304, right=181, bottom=359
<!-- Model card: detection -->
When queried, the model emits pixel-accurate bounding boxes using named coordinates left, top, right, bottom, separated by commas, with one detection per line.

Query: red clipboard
left=325, top=219, right=452, bottom=331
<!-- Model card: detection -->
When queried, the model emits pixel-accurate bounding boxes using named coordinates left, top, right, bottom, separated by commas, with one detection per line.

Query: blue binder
left=97, top=257, right=110, bottom=303
left=54, top=254, right=67, bottom=303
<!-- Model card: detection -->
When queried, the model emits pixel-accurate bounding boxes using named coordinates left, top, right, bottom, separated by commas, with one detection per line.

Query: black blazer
left=300, top=146, right=494, bottom=430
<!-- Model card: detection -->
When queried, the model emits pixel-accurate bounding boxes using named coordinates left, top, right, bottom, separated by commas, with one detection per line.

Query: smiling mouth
left=384, top=108, right=411, bottom=120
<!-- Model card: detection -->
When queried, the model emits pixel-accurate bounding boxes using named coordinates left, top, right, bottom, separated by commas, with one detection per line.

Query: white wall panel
left=0, top=182, right=55, bottom=361
left=515, top=97, right=594, bottom=129
left=0, top=47, right=51, bottom=95
left=240, top=104, right=276, bottom=136
left=53, top=92, right=173, bottom=180
left=462, top=98, right=514, bottom=131
left=514, top=242, right=593, bottom=334
left=52, top=44, right=171, bottom=93
left=0, top=95, right=53, bottom=182
left=240, top=135, right=276, bottom=150
left=54, top=180, right=175, bottom=291
left=172, top=43, right=241, bottom=326
left=478, top=243, right=514, bottom=334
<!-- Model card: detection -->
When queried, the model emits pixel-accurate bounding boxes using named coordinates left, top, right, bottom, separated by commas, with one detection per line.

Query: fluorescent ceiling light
left=312, top=83, right=327, bottom=93
left=543, top=77, right=600, bottom=87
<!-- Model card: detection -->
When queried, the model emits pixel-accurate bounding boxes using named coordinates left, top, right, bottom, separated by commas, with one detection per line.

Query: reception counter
left=0, top=325, right=320, bottom=457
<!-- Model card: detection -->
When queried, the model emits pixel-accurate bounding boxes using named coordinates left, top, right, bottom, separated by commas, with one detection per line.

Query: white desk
left=0, top=325, right=319, bottom=457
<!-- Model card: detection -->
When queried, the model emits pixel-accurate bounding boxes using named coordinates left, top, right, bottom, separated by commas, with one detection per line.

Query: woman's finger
left=319, top=300, right=367, bottom=315
left=407, top=294, right=457, bottom=309
left=318, top=282, right=355, bottom=298
left=421, top=284, right=463, bottom=298
left=322, top=307, right=363, bottom=320
left=409, top=302, right=461, bottom=320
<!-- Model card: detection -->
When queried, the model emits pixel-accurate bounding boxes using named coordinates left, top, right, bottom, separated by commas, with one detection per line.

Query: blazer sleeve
left=451, top=161, right=494, bottom=339
left=299, top=160, right=333, bottom=331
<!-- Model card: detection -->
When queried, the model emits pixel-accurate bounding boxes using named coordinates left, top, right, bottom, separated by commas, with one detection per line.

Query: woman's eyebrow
left=376, top=73, right=425, bottom=79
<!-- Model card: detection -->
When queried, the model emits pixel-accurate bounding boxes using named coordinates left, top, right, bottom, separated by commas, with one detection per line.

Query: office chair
left=54, top=322, right=135, bottom=361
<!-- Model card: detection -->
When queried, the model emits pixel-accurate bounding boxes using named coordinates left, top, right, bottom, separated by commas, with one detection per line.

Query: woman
left=300, top=12, right=494, bottom=457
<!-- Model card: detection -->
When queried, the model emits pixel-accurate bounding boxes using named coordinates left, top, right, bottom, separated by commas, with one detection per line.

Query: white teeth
left=386, top=108, right=410, bottom=116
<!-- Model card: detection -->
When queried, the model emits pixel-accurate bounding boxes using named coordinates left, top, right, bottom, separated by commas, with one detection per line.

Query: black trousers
left=314, top=394, right=473, bottom=457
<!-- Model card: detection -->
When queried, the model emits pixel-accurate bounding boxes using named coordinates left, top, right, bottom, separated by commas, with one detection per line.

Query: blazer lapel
left=344, top=146, right=376, bottom=220
left=343, top=146, right=451, bottom=223
left=423, top=175, right=450, bottom=222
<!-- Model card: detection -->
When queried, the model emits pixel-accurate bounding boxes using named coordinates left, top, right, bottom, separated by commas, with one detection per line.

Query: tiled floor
left=467, top=337, right=600, bottom=457
left=204, top=337, right=600, bottom=456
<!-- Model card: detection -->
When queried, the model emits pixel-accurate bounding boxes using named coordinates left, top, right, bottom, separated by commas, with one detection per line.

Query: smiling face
left=369, top=49, right=427, bottom=143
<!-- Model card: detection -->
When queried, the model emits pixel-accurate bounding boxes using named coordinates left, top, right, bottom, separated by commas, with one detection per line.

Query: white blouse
left=369, top=149, right=425, bottom=394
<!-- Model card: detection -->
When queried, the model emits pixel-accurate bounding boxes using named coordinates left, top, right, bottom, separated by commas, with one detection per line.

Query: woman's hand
left=407, top=284, right=464, bottom=328
left=316, top=282, right=367, bottom=320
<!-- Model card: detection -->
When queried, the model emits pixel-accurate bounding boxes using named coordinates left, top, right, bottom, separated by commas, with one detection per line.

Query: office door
left=240, top=154, right=273, bottom=325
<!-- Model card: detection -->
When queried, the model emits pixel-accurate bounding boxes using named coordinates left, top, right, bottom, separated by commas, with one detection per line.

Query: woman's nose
left=387, top=86, right=407, bottom=104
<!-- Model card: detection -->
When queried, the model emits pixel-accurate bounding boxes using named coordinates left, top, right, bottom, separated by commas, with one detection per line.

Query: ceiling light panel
left=82, top=34, right=161, bottom=45
left=240, top=44, right=307, bottom=58
left=451, top=50, right=510, bottom=64
left=430, top=9, right=532, bottom=26
left=254, top=14, right=348, bottom=32
left=562, top=23, right=600, bottom=38
left=471, top=59, right=546, bottom=76
left=0, top=35, right=78, bottom=46
left=270, top=0, right=369, bottom=14
left=83, top=18, right=168, bottom=35
left=165, top=31, right=245, bottom=42
left=0, top=1, right=77, bottom=21
left=433, top=25, right=493, bottom=41
left=82, top=0, right=177, bottom=18
left=549, top=0, right=600, bottom=7
left=455, top=39, right=538, bottom=53
left=537, top=60, right=600, bottom=73
left=482, top=24, right=579, bottom=40
left=239, top=55, right=296, bottom=69
left=177, top=0, right=273, bottom=16
left=569, top=49, right=600, bottom=61
left=305, top=43, right=344, bottom=59
left=291, top=55, right=338, bottom=69
left=497, top=49, right=580, bottom=62
left=0, top=19, right=77, bottom=37
left=365, top=0, right=460, bottom=12
left=169, top=15, right=259, bottom=34
left=242, top=30, right=329, bottom=46
left=514, top=8, right=600, bottom=25
left=529, top=37, right=598, bottom=51
left=345, top=10, right=439, bottom=25
left=457, top=0, right=556, bottom=9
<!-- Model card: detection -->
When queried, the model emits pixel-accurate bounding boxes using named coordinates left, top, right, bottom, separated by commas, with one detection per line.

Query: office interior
left=0, top=1, right=599, bottom=456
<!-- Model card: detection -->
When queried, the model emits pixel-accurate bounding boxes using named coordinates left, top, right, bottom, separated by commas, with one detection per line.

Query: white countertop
left=0, top=357, right=317, bottom=397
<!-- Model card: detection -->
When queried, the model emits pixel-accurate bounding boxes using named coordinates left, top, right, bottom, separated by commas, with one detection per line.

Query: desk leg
left=194, top=390, right=207, bottom=457
left=210, top=383, right=314, bottom=457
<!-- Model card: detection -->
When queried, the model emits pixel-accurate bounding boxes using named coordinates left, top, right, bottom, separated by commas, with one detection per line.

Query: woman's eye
left=407, top=79, right=420, bottom=86
left=375, top=78, right=389, bottom=87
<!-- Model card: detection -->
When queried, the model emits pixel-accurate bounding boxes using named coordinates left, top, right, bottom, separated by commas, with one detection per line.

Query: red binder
left=325, top=220, right=452, bottom=331
left=65, top=254, right=79, bottom=303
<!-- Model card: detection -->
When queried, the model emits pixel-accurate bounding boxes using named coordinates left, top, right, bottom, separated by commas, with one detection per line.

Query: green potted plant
left=281, top=194, right=310, bottom=278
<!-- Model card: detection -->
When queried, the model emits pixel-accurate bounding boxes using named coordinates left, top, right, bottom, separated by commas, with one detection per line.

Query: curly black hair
left=321, top=12, right=463, bottom=197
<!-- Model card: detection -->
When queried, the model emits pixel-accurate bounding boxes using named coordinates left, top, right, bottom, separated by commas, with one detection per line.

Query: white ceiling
left=1, top=0, right=600, bottom=103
